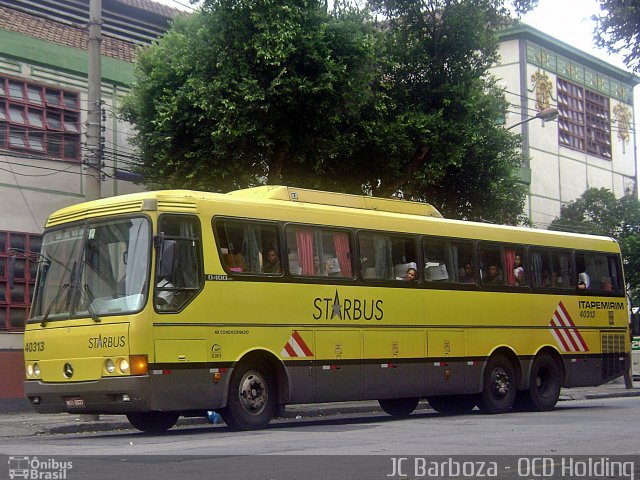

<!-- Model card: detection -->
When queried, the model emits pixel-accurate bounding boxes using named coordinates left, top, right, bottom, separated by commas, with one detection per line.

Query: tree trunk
left=377, top=145, right=432, bottom=197
left=267, top=150, right=286, bottom=185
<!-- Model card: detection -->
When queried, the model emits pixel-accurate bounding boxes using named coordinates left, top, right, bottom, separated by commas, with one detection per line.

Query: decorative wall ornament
left=613, top=104, right=632, bottom=153
left=527, top=41, right=633, bottom=104
left=530, top=70, right=553, bottom=111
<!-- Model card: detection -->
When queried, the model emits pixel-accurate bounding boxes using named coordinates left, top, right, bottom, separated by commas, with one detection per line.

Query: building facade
left=0, top=0, right=175, bottom=410
left=496, top=24, right=639, bottom=228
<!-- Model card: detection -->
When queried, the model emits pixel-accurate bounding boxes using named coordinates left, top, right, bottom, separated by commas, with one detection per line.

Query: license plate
left=64, top=397, right=85, bottom=409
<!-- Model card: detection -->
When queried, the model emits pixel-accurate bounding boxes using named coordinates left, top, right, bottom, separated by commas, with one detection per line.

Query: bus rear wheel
left=477, top=355, right=517, bottom=414
left=427, top=394, right=476, bottom=415
left=517, top=353, right=561, bottom=411
left=378, top=397, right=419, bottom=417
left=126, top=411, right=179, bottom=434
left=221, top=359, right=277, bottom=431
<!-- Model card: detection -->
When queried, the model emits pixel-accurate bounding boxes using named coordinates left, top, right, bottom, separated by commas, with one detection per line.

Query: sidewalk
left=1, top=381, right=638, bottom=438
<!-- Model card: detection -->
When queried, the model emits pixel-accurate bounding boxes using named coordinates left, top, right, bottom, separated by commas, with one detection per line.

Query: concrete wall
left=495, top=36, right=637, bottom=228
left=0, top=28, right=145, bottom=409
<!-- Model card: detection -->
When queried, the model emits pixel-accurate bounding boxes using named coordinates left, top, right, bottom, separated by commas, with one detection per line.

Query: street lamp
left=507, top=107, right=559, bottom=130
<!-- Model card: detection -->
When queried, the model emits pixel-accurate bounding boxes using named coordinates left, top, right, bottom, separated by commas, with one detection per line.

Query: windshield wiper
left=40, top=283, right=69, bottom=328
left=83, top=284, right=101, bottom=323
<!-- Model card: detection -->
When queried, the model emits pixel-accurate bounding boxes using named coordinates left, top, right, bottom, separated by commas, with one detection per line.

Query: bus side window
left=576, top=252, right=623, bottom=293
left=359, top=233, right=415, bottom=281
left=422, top=237, right=466, bottom=283
left=286, top=226, right=353, bottom=278
left=452, top=240, right=475, bottom=284
left=215, top=220, right=281, bottom=275
left=479, top=244, right=504, bottom=286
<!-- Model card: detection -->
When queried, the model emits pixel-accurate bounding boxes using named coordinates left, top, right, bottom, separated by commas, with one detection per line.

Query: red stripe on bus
left=292, top=330, right=313, bottom=356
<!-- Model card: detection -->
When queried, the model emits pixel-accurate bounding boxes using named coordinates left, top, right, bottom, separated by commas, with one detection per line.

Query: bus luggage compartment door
left=314, top=330, right=361, bottom=402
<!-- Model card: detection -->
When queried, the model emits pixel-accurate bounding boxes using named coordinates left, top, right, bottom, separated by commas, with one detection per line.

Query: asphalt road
left=1, top=393, right=639, bottom=480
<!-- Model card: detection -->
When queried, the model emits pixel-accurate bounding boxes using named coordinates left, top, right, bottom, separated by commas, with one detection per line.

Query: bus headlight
left=33, top=363, right=40, bottom=377
left=118, top=358, right=130, bottom=374
left=105, top=359, right=115, bottom=374
left=26, top=364, right=34, bottom=377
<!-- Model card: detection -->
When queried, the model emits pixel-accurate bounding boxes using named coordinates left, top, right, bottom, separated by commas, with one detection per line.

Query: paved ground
left=1, top=381, right=638, bottom=438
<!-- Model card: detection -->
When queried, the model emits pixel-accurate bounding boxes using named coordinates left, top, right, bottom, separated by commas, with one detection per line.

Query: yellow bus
left=22, top=186, right=630, bottom=432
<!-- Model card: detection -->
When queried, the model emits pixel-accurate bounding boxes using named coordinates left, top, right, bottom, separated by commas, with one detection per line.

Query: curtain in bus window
left=584, top=254, right=601, bottom=289
left=177, top=221, right=198, bottom=288
left=374, top=236, right=393, bottom=279
left=504, top=248, right=516, bottom=286
left=240, top=224, right=260, bottom=273
left=296, top=228, right=315, bottom=275
left=84, top=234, right=115, bottom=299
left=608, top=256, right=621, bottom=291
left=333, top=232, right=352, bottom=277
left=314, top=230, right=325, bottom=275
left=126, top=219, right=147, bottom=302
left=531, top=251, right=543, bottom=287
left=446, top=243, right=458, bottom=282
left=558, top=253, right=571, bottom=289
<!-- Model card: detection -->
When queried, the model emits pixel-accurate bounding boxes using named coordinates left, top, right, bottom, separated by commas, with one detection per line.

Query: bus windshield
left=30, top=217, right=150, bottom=322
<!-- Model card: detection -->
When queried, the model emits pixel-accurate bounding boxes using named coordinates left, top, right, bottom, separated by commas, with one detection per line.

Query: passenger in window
left=513, top=254, right=525, bottom=286
left=578, top=272, right=590, bottom=290
left=313, top=255, right=329, bottom=276
left=224, top=248, right=246, bottom=272
left=405, top=267, right=417, bottom=281
left=551, top=271, right=562, bottom=288
left=485, top=263, right=502, bottom=285
left=600, top=277, right=613, bottom=291
left=262, top=248, right=282, bottom=274
left=460, top=262, right=475, bottom=283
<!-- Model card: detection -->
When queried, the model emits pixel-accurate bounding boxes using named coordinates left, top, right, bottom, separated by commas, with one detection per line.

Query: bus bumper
left=24, top=367, right=231, bottom=414
left=24, top=376, right=153, bottom=414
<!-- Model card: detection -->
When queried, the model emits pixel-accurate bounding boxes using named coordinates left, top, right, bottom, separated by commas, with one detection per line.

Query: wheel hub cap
left=239, top=372, right=267, bottom=415
left=491, top=368, right=511, bottom=397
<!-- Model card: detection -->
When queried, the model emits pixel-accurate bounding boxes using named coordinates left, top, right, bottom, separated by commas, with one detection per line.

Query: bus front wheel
left=477, top=355, right=517, bottom=414
left=126, top=411, right=179, bottom=434
left=378, top=397, right=419, bottom=417
left=518, top=353, right=561, bottom=411
left=221, top=360, right=277, bottom=430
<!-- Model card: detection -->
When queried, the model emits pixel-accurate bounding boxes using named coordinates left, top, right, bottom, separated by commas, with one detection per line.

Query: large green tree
left=122, top=0, right=377, bottom=192
left=347, top=0, right=528, bottom=222
left=593, top=0, right=640, bottom=73
left=549, top=187, right=640, bottom=303
left=122, top=0, right=532, bottom=223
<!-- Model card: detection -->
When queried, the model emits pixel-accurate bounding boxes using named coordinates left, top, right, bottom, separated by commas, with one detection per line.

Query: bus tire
left=126, top=411, right=179, bottom=433
left=518, top=353, right=561, bottom=411
left=427, top=394, right=476, bottom=415
left=477, top=355, right=517, bottom=414
left=378, top=397, right=419, bottom=417
left=222, top=359, right=276, bottom=430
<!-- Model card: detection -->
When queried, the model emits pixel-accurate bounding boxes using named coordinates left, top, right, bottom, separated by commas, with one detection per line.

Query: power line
left=161, top=0, right=199, bottom=12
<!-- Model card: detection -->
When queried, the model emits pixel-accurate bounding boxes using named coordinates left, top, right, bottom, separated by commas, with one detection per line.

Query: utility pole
left=85, top=0, right=102, bottom=201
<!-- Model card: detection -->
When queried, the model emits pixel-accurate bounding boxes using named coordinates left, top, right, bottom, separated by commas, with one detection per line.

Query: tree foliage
left=122, top=0, right=377, bottom=192
left=122, top=0, right=532, bottom=224
left=349, top=0, right=527, bottom=222
left=593, top=0, right=640, bottom=73
left=549, top=187, right=640, bottom=302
